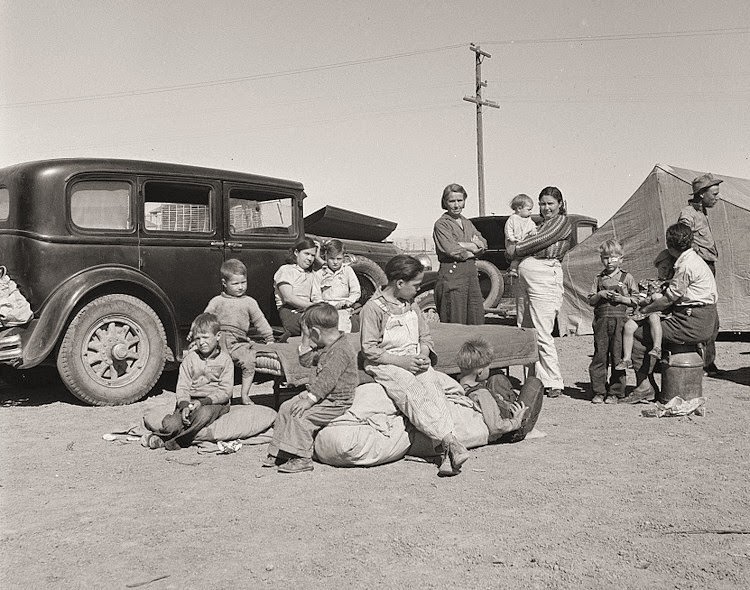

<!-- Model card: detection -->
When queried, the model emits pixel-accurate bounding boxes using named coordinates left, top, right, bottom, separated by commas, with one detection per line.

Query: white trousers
left=365, top=364, right=454, bottom=446
left=518, top=257, right=564, bottom=389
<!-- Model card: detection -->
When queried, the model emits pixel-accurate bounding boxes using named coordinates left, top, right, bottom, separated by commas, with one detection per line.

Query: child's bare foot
left=240, top=395, right=255, bottom=405
left=648, top=347, right=662, bottom=359
left=614, top=358, right=632, bottom=370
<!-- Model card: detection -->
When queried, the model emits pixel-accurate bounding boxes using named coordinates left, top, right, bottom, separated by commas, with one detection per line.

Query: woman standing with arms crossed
left=507, top=187, right=572, bottom=398
left=432, top=183, right=488, bottom=324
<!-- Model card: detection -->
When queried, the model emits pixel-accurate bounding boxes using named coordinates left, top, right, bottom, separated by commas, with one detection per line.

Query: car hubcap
left=82, top=315, right=150, bottom=387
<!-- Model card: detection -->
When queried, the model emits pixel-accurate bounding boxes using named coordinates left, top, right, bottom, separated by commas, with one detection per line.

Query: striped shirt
left=514, top=215, right=572, bottom=261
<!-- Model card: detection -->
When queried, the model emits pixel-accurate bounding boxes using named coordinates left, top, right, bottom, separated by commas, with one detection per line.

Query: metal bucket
left=659, top=345, right=703, bottom=404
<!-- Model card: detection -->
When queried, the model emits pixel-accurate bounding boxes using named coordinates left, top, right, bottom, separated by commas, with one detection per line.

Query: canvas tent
left=559, top=164, right=750, bottom=336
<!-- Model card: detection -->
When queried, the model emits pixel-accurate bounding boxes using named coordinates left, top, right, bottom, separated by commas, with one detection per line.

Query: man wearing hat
left=677, top=172, right=722, bottom=375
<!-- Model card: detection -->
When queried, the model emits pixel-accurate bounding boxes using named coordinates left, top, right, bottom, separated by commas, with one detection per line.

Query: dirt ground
left=1, top=334, right=749, bottom=590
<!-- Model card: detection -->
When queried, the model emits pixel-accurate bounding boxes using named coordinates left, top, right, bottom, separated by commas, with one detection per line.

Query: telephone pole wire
left=463, top=43, right=499, bottom=217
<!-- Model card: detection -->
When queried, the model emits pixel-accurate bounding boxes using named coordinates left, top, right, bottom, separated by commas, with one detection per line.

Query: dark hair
left=221, top=258, right=247, bottom=280
left=190, top=312, right=221, bottom=336
left=287, top=236, right=318, bottom=264
left=441, top=183, right=468, bottom=211
left=539, top=186, right=566, bottom=215
left=385, top=255, right=424, bottom=282
left=456, top=338, right=494, bottom=371
left=322, top=239, right=344, bottom=258
left=301, top=302, right=339, bottom=330
left=665, top=223, right=693, bottom=253
left=510, top=193, right=533, bottom=211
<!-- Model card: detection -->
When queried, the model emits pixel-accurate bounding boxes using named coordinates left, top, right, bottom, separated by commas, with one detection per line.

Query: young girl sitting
left=360, top=254, right=469, bottom=477
left=273, top=237, right=322, bottom=342
left=616, top=249, right=676, bottom=370
left=315, top=239, right=361, bottom=333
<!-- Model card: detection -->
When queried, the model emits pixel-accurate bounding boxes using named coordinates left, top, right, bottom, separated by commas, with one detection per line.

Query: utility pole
left=463, top=43, right=499, bottom=217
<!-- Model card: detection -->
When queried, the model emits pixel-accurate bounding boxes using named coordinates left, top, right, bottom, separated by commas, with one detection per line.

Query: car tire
left=57, top=294, right=167, bottom=406
left=349, top=255, right=387, bottom=306
left=476, top=260, right=504, bottom=307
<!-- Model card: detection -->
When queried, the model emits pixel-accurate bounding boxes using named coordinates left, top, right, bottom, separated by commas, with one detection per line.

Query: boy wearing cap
left=677, top=172, right=722, bottom=375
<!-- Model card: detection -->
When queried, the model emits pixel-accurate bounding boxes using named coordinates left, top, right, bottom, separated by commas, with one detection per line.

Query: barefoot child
left=456, top=338, right=529, bottom=442
left=505, top=193, right=537, bottom=277
left=264, top=302, right=358, bottom=473
left=616, top=249, right=675, bottom=371
left=142, top=313, right=233, bottom=450
left=587, top=240, right=639, bottom=404
left=360, top=254, right=470, bottom=477
left=205, top=259, right=275, bottom=404
left=315, top=239, right=361, bottom=333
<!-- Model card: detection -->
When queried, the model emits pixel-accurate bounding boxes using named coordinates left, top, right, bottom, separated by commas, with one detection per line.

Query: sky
left=2, top=0, right=749, bottom=244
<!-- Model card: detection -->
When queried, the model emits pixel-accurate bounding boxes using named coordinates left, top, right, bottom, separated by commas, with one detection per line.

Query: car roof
left=0, top=158, right=305, bottom=191
left=470, top=213, right=598, bottom=224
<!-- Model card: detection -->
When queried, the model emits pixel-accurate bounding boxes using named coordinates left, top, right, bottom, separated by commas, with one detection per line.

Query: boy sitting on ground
left=263, top=302, right=358, bottom=473
left=456, top=338, right=528, bottom=442
left=142, top=313, right=233, bottom=450
left=205, top=258, right=275, bottom=405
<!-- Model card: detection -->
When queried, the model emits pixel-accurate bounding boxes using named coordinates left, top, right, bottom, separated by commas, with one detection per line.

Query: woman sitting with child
left=273, top=237, right=322, bottom=342
left=360, top=254, right=470, bottom=477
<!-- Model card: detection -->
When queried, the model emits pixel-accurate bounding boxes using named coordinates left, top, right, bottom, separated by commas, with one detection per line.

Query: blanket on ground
left=255, top=323, right=538, bottom=386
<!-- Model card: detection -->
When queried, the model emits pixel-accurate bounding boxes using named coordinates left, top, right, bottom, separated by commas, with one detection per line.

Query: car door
left=137, top=176, right=225, bottom=346
left=222, top=182, right=300, bottom=328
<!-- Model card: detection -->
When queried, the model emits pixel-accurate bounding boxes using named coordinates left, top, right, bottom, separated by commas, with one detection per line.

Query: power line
left=480, top=26, right=750, bottom=45
left=0, top=43, right=465, bottom=109
left=3, top=25, right=748, bottom=109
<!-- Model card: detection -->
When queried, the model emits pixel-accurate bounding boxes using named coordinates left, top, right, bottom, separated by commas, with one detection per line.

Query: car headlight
left=416, top=254, right=432, bottom=271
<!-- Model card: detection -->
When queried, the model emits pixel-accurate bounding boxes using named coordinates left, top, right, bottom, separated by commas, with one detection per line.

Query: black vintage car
left=0, top=159, right=400, bottom=405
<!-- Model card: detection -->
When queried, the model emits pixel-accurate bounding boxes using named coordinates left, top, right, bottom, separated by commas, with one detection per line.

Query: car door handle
left=226, top=242, right=243, bottom=249
left=210, top=241, right=224, bottom=248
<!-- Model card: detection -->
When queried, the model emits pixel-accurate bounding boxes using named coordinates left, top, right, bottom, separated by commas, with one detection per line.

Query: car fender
left=418, top=270, right=439, bottom=294
left=21, top=265, right=179, bottom=367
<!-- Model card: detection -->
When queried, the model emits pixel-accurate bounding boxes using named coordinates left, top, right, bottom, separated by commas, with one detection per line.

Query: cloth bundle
left=0, top=266, right=33, bottom=327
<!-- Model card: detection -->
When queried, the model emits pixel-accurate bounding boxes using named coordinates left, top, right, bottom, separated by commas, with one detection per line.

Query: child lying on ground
left=263, top=302, right=358, bottom=473
left=616, top=249, right=676, bottom=371
left=456, top=338, right=528, bottom=441
left=142, top=313, right=233, bottom=450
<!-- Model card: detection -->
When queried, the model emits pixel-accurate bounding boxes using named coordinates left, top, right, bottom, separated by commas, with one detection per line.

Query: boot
left=443, top=433, right=470, bottom=472
left=437, top=450, right=458, bottom=477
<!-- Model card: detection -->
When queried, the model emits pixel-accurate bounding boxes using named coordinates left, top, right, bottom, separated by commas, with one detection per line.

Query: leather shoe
left=704, top=363, right=722, bottom=377
left=621, top=380, right=655, bottom=404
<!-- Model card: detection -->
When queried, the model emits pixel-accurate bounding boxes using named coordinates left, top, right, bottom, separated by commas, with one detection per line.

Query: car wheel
left=415, top=290, right=441, bottom=324
left=476, top=260, right=504, bottom=307
left=57, top=294, right=166, bottom=406
left=349, top=255, right=387, bottom=306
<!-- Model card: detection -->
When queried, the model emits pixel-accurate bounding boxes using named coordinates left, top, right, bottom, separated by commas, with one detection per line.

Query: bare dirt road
left=2, top=335, right=749, bottom=589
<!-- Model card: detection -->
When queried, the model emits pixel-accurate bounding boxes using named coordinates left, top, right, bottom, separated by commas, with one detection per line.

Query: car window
left=0, top=188, right=8, bottom=221
left=576, top=223, right=595, bottom=244
left=70, top=181, right=132, bottom=230
left=228, top=187, right=294, bottom=236
left=143, top=181, right=213, bottom=233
